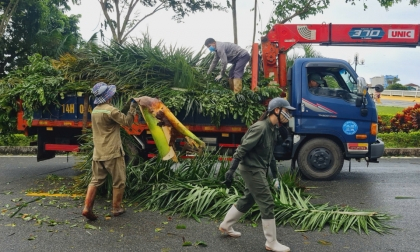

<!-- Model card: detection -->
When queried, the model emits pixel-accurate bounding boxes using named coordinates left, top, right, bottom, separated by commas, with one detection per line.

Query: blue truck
left=17, top=56, right=384, bottom=180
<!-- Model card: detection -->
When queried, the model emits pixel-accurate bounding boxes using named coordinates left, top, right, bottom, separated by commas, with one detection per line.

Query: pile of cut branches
left=73, top=140, right=395, bottom=235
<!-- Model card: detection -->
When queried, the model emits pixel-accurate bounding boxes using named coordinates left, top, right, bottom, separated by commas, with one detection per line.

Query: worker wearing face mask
left=219, top=97, right=295, bottom=252
left=204, top=38, right=250, bottom=93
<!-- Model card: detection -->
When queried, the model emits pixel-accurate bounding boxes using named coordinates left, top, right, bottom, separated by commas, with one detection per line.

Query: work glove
left=224, top=169, right=235, bottom=188
left=223, top=158, right=240, bottom=188
left=131, top=97, right=140, bottom=105
left=215, top=74, right=223, bottom=82
left=273, top=178, right=280, bottom=190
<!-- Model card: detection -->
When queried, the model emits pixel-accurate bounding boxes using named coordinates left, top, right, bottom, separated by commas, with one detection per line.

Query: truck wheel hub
left=308, top=148, right=331, bottom=170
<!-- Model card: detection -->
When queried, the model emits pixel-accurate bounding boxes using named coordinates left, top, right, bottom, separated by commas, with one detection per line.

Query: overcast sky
left=70, top=1, right=420, bottom=85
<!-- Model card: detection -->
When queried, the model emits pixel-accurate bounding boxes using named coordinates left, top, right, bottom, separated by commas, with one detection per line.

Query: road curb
left=382, top=148, right=420, bottom=157
left=0, top=146, right=38, bottom=155
left=0, top=146, right=419, bottom=157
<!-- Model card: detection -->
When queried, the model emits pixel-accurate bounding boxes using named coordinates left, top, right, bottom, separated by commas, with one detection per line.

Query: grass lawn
left=376, top=106, right=404, bottom=115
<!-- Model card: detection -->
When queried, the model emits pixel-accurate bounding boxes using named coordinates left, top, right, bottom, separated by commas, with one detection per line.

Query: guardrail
left=368, top=89, right=420, bottom=98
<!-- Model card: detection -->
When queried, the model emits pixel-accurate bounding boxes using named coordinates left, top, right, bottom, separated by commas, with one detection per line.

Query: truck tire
left=297, top=138, right=344, bottom=181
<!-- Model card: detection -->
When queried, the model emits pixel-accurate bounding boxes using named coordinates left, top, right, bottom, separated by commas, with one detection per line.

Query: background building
left=405, top=83, right=420, bottom=91
left=370, top=75, right=398, bottom=89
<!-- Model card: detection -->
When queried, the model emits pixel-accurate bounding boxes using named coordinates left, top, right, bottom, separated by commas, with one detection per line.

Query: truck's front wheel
left=297, top=138, right=344, bottom=181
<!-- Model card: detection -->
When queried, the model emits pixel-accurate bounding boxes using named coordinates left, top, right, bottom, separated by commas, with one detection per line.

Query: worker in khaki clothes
left=82, top=82, right=139, bottom=221
left=204, top=38, right=250, bottom=93
left=219, top=97, right=295, bottom=252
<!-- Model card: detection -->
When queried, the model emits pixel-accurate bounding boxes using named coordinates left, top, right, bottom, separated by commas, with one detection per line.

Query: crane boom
left=254, top=23, right=420, bottom=90
left=269, top=23, right=420, bottom=50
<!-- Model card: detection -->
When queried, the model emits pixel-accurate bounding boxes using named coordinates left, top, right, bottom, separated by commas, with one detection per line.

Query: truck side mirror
left=374, top=84, right=384, bottom=93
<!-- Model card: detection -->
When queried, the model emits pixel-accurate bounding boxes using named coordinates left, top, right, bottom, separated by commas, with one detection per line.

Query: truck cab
left=274, top=58, right=384, bottom=180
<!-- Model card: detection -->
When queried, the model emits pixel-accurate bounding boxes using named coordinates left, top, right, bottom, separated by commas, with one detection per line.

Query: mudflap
left=37, top=127, right=56, bottom=162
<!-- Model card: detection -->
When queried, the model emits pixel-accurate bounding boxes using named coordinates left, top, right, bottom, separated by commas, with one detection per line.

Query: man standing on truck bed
left=219, top=97, right=295, bottom=252
left=204, top=38, right=250, bottom=94
left=82, top=82, right=139, bottom=221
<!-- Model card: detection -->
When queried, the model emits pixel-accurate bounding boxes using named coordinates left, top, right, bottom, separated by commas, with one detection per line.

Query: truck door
left=294, top=61, right=371, bottom=147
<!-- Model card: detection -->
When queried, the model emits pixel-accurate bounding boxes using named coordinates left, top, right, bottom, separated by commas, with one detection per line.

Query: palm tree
left=287, top=44, right=323, bottom=68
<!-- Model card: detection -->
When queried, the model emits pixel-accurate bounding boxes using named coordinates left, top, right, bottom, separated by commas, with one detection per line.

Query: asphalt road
left=0, top=156, right=420, bottom=252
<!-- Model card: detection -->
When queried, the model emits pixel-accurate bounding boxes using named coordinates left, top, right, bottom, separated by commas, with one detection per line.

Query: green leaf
left=318, top=240, right=332, bottom=245
left=155, top=228, right=162, bottom=233
left=195, top=241, right=207, bottom=247
left=84, top=224, right=97, bottom=230
left=182, top=241, right=192, bottom=246
left=28, top=235, right=37, bottom=240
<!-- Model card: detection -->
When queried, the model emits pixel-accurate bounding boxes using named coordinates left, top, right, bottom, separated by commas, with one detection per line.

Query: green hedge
left=378, top=114, right=393, bottom=126
left=378, top=104, right=419, bottom=147
left=0, top=134, right=36, bottom=146
left=378, top=132, right=420, bottom=148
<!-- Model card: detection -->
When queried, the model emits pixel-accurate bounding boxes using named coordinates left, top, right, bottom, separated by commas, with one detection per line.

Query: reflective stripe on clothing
left=92, top=109, right=111, bottom=114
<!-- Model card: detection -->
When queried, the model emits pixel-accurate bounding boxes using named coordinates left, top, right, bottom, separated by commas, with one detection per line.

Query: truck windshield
left=339, top=69, right=357, bottom=93
left=307, top=66, right=358, bottom=103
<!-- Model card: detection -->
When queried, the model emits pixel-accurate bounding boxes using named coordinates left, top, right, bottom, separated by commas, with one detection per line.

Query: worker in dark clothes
left=82, top=82, right=139, bottom=221
left=219, top=97, right=295, bottom=252
left=204, top=38, right=250, bottom=93
left=308, top=73, right=323, bottom=89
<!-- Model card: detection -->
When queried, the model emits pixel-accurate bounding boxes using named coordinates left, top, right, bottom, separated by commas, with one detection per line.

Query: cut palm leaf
left=271, top=180, right=395, bottom=235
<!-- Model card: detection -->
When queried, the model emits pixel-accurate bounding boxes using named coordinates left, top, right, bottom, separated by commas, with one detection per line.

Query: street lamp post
left=348, top=53, right=365, bottom=72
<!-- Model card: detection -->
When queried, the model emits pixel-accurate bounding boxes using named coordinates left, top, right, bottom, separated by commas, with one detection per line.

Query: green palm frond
left=270, top=180, right=395, bottom=234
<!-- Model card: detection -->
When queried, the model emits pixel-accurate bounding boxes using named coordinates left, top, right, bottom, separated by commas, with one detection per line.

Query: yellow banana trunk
left=140, top=105, right=176, bottom=161
left=137, top=96, right=205, bottom=161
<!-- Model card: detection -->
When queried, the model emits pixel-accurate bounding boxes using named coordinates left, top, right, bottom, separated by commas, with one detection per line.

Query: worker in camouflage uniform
left=219, top=97, right=295, bottom=252
left=204, top=38, right=250, bottom=93
left=82, top=82, right=139, bottom=221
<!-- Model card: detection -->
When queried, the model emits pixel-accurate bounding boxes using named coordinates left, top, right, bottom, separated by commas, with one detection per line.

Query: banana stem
left=139, top=105, right=176, bottom=161
left=137, top=96, right=205, bottom=160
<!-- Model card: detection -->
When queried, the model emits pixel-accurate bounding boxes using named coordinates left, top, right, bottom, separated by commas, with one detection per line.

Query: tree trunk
left=249, top=0, right=258, bottom=67
left=0, top=0, right=20, bottom=38
left=232, top=0, right=237, bottom=44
